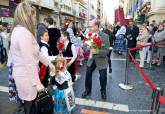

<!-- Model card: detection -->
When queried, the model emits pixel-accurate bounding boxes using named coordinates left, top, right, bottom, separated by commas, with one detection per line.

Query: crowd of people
left=113, top=20, right=165, bottom=68
left=0, top=1, right=165, bottom=114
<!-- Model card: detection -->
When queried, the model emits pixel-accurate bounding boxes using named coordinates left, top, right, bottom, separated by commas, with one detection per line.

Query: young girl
left=53, top=55, right=75, bottom=113
left=61, top=31, right=77, bottom=82
left=39, top=29, right=56, bottom=87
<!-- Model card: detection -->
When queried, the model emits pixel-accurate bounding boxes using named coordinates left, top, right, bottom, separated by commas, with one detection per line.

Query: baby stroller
left=113, top=34, right=126, bottom=55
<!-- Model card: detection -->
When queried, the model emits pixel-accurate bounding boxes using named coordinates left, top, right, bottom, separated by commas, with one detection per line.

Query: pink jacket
left=11, top=26, right=51, bottom=101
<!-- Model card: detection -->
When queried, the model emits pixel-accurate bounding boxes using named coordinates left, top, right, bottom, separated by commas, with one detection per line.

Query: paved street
left=0, top=52, right=165, bottom=114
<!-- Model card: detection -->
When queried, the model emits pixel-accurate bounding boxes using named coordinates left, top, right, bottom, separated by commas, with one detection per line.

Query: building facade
left=0, top=0, right=61, bottom=26
left=0, top=0, right=17, bottom=24
left=85, top=0, right=97, bottom=26
left=96, top=0, right=103, bottom=20
left=59, top=0, right=74, bottom=26
left=72, top=0, right=87, bottom=28
left=0, top=0, right=107, bottom=27
left=29, top=0, right=60, bottom=26
left=124, top=0, right=165, bottom=24
left=148, top=0, right=165, bottom=23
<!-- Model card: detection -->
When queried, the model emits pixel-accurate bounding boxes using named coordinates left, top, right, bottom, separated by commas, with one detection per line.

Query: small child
left=52, top=55, right=75, bottom=113
left=38, top=29, right=56, bottom=87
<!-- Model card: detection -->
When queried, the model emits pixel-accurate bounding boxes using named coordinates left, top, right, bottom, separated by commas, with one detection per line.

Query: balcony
left=29, top=0, right=55, bottom=10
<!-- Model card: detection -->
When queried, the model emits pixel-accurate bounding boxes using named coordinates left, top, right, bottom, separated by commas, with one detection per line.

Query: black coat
left=103, top=29, right=114, bottom=46
left=48, top=28, right=61, bottom=56
left=126, top=25, right=139, bottom=48
left=36, top=23, right=47, bottom=44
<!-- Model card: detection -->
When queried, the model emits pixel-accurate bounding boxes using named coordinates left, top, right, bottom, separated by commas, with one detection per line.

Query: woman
left=66, top=21, right=76, bottom=44
left=146, top=24, right=154, bottom=64
left=137, top=24, right=150, bottom=68
left=61, top=31, right=77, bottom=82
left=153, top=23, right=165, bottom=66
left=10, top=2, right=55, bottom=114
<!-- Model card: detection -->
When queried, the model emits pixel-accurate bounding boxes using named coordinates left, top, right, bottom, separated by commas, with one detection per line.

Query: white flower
left=86, top=33, right=90, bottom=39
left=85, top=40, right=92, bottom=46
left=92, top=33, right=96, bottom=38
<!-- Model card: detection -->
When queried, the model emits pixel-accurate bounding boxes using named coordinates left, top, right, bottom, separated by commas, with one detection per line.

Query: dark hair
left=45, top=17, right=54, bottom=25
left=145, top=21, right=149, bottom=26
left=39, top=29, right=48, bottom=37
left=64, top=20, right=72, bottom=28
left=149, top=24, right=154, bottom=28
left=62, top=31, right=71, bottom=42
left=94, top=20, right=100, bottom=28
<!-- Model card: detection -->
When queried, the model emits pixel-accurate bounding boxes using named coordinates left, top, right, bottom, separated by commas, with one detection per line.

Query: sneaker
left=81, top=91, right=91, bottom=98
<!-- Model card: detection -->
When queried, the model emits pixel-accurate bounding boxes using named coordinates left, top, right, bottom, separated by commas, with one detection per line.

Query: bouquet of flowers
left=83, top=32, right=102, bottom=54
left=57, top=40, right=65, bottom=54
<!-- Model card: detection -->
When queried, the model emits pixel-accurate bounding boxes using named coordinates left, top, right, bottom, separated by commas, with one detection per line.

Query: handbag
left=35, top=89, right=53, bottom=114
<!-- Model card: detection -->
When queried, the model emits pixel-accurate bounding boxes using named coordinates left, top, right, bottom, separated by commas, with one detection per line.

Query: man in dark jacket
left=102, top=23, right=114, bottom=74
left=45, top=17, right=61, bottom=56
left=126, top=19, right=139, bottom=61
left=45, top=17, right=61, bottom=85
left=113, top=22, right=121, bottom=43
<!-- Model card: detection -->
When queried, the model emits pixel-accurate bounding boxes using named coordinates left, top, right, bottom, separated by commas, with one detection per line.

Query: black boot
left=81, top=91, right=91, bottom=98
left=101, top=91, right=107, bottom=100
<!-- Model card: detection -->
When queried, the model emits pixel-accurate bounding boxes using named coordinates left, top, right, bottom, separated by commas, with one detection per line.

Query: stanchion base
left=119, top=83, right=133, bottom=90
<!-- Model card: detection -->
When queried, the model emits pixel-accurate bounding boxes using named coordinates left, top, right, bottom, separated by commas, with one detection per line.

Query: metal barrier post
left=119, top=39, right=133, bottom=90
left=150, top=87, right=164, bottom=114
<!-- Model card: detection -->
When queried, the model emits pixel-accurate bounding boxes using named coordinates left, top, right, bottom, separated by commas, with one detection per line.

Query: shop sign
left=0, top=8, right=9, bottom=17
left=0, top=17, right=14, bottom=24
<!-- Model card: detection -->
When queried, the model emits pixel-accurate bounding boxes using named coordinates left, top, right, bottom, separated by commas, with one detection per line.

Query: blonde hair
left=13, top=1, right=36, bottom=36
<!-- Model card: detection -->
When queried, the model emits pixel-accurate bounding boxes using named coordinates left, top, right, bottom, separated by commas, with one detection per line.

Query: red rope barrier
left=128, top=42, right=165, bottom=105
left=159, top=96, right=165, bottom=104
left=129, top=42, right=165, bottom=51
left=128, top=50, right=156, bottom=90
